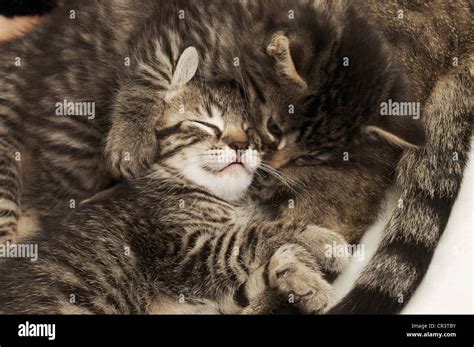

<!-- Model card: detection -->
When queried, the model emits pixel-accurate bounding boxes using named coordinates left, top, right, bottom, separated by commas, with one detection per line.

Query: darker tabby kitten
left=0, top=56, right=346, bottom=314
left=227, top=0, right=472, bottom=314
left=326, top=0, right=472, bottom=314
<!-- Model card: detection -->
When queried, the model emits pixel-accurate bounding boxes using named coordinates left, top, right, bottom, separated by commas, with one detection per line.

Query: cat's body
left=0, top=0, right=397, bottom=243
left=326, top=0, right=473, bottom=313
left=241, top=0, right=472, bottom=313
left=0, top=170, right=292, bottom=314
left=0, top=68, right=347, bottom=313
left=0, top=0, right=471, bottom=314
left=0, top=0, right=132, bottom=232
left=1, top=0, right=234, bottom=230
left=239, top=0, right=473, bottom=313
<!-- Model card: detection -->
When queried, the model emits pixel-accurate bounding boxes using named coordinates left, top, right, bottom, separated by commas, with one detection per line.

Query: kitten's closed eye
left=189, top=120, right=222, bottom=137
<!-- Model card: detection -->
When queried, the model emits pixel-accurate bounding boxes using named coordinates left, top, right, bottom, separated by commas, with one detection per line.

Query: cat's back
left=365, top=1, right=471, bottom=54
left=363, top=0, right=472, bottom=101
left=0, top=0, right=154, bottom=110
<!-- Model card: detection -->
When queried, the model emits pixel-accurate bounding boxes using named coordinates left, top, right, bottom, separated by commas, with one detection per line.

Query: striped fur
left=0, top=0, right=248, bottom=240
left=224, top=0, right=471, bottom=314
left=0, top=0, right=133, bottom=241
left=329, top=64, right=473, bottom=314
left=323, top=1, right=473, bottom=314
left=0, top=82, right=345, bottom=314
left=0, top=0, right=470, bottom=313
left=0, top=0, right=347, bottom=241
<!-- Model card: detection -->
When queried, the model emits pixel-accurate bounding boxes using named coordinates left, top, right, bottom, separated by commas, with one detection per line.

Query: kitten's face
left=239, top=1, right=425, bottom=170
left=155, top=84, right=260, bottom=202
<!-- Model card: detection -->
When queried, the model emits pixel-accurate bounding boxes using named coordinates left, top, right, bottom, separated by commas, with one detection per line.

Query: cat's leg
left=153, top=222, right=335, bottom=314
left=104, top=91, right=162, bottom=180
left=239, top=226, right=351, bottom=314
left=241, top=225, right=350, bottom=314
left=105, top=38, right=198, bottom=180
left=294, top=225, right=350, bottom=280
left=236, top=224, right=347, bottom=314
left=104, top=40, right=171, bottom=180
left=265, top=243, right=332, bottom=314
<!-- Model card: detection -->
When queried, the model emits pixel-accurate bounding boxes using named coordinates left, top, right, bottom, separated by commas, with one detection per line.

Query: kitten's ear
left=267, top=34, right=307, bottom=89
left=366, top=117, right=426, bottom=148
left=171, top=46, right=199, bottom=87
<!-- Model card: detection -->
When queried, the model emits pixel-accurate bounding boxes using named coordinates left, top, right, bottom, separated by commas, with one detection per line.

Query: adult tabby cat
left=0, top=0, right=471, bottom=314
left=0, top=51, right=347, bottom=314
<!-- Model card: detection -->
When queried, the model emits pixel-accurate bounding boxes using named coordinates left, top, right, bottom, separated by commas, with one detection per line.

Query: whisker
left=259, top=161, right=305, bottom=188
left=257, top=162, right=305, bottom=197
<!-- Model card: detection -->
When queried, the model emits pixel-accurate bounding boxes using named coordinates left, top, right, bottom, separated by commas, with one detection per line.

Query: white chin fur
left=182, top=165, right=252, bottom=202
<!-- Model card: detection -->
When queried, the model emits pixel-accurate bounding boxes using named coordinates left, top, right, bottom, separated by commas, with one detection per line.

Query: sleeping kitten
left=224, top=0, right=472, bottom=313
left=102, top=0, right=468, bottom=316
left=0, top=1, right=404, bottom=298
left=0, top=0, right=397, bottom=244
left=0, top=0, right=471, bottom=314
left=0, top=50, right=346, bottom=314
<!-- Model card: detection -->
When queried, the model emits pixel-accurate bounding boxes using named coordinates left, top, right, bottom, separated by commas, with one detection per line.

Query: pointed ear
left=366, top=116, right=426, bottom=148
left=267, top=34, right=307, bottom=89
left=171, top=46, right=199, bottom=87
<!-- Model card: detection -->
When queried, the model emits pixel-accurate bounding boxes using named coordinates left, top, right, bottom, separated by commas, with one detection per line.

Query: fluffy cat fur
left=0, top=0, right=471, bottom=314
left=0, top=54, right=347, bottom=314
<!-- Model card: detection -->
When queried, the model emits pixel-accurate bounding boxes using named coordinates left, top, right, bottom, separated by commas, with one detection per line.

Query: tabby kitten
left=1, top=0, right=471, bottom=314
left=0, top=0, right=398, bottom=243
left=0, top=1, right=408, bottom=314
left=0, top=51, right=346, bottom=314
left=106, top=0, right=472, bottom=314
left=326, top=0, right=472, bottom=314
left=225, top=0, right=472, bottom=314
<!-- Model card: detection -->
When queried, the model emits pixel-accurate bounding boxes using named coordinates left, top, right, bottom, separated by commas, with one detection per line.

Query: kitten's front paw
left=297, top=225, right=350, bottom=277
left=269, top=244, right=331, bottom=314
left=105, top=125, right=157, bottom=180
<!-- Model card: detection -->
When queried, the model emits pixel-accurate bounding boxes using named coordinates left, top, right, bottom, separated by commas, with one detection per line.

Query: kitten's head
left=154, top=48, right=260, bottom=202
left=239, top=1, right=426, bottom=169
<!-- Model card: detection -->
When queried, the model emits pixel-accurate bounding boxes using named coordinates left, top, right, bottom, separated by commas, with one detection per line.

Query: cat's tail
left=328, top=64, right=473, bottom=314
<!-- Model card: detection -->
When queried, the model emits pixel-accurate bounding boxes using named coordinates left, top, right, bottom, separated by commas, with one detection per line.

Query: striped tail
left=329, top=66, right=473, bottom=314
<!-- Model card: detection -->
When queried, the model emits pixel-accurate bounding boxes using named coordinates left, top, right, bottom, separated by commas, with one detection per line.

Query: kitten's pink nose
left=223, top=131, right=249, bottom=151
left=228, top=140, right=249, bottom=151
